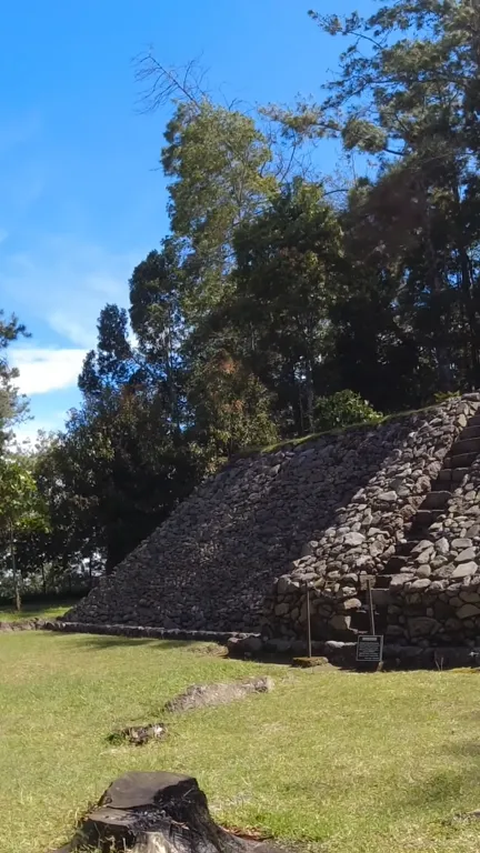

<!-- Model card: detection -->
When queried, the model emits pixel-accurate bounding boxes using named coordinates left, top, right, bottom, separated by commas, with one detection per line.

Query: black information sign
left=356, top=634, right=384, bottom=663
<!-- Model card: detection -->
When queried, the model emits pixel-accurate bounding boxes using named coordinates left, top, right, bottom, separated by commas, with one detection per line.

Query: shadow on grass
left=71, top=634, right=198, bottom=651
left=444, top=741, right=480, bottom=758
left=397, top=763, right=480, bottom=815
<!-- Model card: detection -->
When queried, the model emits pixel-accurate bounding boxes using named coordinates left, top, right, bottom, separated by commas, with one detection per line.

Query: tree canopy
left=4, top=2, right=480, bottom=592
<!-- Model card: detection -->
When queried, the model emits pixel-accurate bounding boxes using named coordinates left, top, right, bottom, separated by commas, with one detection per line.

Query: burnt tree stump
left=53, top=771, right=283, bottom=853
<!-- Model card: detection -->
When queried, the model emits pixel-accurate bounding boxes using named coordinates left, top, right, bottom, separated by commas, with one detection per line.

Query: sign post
left=356, top=578, right=384, bottom=666
left=306, top=583, right=312, bottom=659
left=356, top=634, right=384, bottom=664
left=367, top=577, right=376, bottom=635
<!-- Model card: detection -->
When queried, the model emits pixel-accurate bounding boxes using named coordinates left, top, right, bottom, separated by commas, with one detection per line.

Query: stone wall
left=65, top=395, right=480, bottom=642
left=387, top=431, right=480, bottom=645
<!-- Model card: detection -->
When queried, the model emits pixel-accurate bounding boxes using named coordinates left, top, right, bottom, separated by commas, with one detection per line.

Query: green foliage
left=314, top=391, right=383, bottom=432
left=188, top=349, right=277, bottom=468
left=0, top=453, right=49, bottom=609
left=0, top=311, right=29, bottom=448
left=162, top=101, right=277, bottom=321
left=433, top=390, right=461, bottom=404
left=0, top=454, right=48, bottom=534
left=231, top=178, right=344, bottom=434
left=25, top=7, right=480, bottom=578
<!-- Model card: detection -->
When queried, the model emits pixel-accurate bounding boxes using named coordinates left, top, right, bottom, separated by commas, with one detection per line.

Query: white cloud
left=10, top=347, right=86, bottom=395
left=2, top=234, right=137, bottom=349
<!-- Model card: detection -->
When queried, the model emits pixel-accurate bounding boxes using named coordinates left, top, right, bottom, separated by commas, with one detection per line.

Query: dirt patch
left=0, top=619, right=44, bottom=632
left=188, top=643, right=229, bottom=657
left=108, top=723, right=167, bottom=746
left=165, top=676, right=274, bottom=713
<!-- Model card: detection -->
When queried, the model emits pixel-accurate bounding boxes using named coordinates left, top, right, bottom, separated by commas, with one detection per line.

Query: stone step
left=371, top=588, right=391, bottom=608
left=422, top=490, right=451, bottom=509
left=350, top=609, right=372, bottom=632
left=373, top=574, right=395, bottom=589
left=384, top=554, right=410, bottom=572
left=444, top=452, right=479, bottom=469
left=350, top=606, right=387, bottom=633
left=397, top=540, right=421, bottom=556
left=458, top=425, right=480, bottom=440
left=432, top=473, right=451, bottom=488
left=434, top=468, right=470, bottom=486
left=451, top=437, right=480, bottom=455
left=437, top=468, right=453, bottom=481
left=410, top=509, right=444, bottom=530
left=452, top=466, right=471, bottom=481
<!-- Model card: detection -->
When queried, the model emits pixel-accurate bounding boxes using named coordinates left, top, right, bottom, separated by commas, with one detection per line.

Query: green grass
left=2, top=634, right=480, bottom=853
left=233, top=400, right=452, bottom=458
left=0, top=600, right=74, bottom=622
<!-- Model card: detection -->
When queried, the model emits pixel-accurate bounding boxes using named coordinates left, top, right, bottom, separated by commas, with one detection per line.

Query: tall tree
left=0, top=311, right=29, bottom=448
left=269, top=1, right=480, bottom=394
left=231, top=178, right=343, bottom=433
left=74, top=300, right=198, bottom=572
left=161, top=100, right=278, bottom=322
left=0, top=453, right=48, bottom=609
left=129, top=238, right=186, bottom=430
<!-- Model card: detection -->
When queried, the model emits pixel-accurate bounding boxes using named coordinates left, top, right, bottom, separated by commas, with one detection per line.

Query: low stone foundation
left=3, top=619, right=480, bottom=670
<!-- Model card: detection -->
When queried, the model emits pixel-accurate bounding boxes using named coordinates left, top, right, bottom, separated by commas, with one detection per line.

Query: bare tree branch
left=133, top=51, right=210, bottom=114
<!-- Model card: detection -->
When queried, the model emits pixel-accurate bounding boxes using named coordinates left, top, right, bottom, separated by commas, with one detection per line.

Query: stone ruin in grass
left=64, top=392, right=480, bottom=647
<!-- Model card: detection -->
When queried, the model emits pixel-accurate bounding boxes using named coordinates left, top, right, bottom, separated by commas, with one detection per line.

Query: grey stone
left=452, top=562, right=478, bottom=578
left=452, top=538, right=473, bottom=550
left=410, top=578, right=432, bottom=590
left=436, top=537, right=450, bottom=555
left=412, top=539, right=434, bottom=554
left=407, top=617, right=441, bottom=637
left=378, top=491, right=398, bottom=503
left=454, top=548, right=476, bottom=563
left=459, top=591, right=480, bottom=604
left=344, top=532, right=366, bottom=547
left=329, top=614, right=352, bottom=631
left=276, top=576, right=292, bottom=595
left=389, top=574, right=414, bottom=589
left=339, top=598, right=362, bottom=611
left=457, top=603, right=480, bottom=619
left=417, top=550, right=433, bottom=565
left=417, top=564, right=432, bottom=578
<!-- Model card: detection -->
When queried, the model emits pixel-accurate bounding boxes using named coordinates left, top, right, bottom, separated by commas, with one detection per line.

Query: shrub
left=314, top=390, right=383, bottom=432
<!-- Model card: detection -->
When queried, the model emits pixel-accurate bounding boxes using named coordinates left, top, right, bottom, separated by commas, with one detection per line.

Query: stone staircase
left=350, top=410, right=480, bottom=636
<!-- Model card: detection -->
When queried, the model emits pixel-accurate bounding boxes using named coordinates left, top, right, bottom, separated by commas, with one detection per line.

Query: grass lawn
left=2, top=636, right=480, bottom=853
left=0, top=600, right=74, bottom=622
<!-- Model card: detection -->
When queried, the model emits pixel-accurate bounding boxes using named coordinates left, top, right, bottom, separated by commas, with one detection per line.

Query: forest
left=1, top=0, right=480, bottom=601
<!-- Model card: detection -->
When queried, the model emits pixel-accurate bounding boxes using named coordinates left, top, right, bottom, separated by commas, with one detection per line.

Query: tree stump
left=53, top=771, right=282, bottom=853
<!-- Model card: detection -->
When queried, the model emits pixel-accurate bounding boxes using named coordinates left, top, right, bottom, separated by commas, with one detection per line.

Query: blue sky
left=0, top=0, right=372, bottom=443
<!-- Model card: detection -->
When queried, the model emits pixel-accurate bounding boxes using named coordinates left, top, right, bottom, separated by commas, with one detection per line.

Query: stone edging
left=2, top=619, right=480, bottom=669
left=0, top=619, right=247, bottom=643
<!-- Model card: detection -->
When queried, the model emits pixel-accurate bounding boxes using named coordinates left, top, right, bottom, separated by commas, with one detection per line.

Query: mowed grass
left=0, top=600, right=73, bottom=622
left=2, top=636, right=480, bottom=853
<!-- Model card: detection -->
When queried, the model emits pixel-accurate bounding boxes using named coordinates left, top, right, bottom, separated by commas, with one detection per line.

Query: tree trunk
left=458, top=243, right=480, bottom=388
left=451, top=177, right=480, bottom=387
left=423, top=195, right=452, bottom=391
left=9, top=523, right=21, bottom=612
left=55, top=772, right=277, bottom=853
